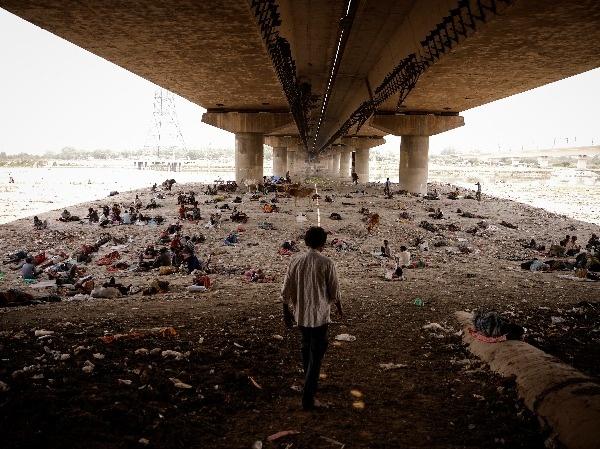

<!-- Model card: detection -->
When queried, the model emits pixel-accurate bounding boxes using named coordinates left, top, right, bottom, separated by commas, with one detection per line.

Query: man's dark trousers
left=300, top=325, right=328, bottom=409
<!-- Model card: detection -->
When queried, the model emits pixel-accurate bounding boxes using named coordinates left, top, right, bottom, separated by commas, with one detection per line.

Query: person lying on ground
left=381, top=240, right=392, bottom=258
left=281, top=226, right=343, bottom=411
left=21, top=257, right=39, bottom=280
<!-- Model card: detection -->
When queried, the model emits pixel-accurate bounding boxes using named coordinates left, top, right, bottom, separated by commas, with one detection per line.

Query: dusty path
left=1, top=180, right=598, bottom=448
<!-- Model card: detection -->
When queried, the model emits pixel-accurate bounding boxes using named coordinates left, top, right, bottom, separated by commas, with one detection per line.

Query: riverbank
left=0, top=179, right=598, bottom=449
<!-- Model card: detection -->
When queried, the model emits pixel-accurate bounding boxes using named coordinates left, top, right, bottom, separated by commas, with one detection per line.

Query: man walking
left=384, top=177, right=392, bottom=197
left=282, top=226, right=343, bottom=410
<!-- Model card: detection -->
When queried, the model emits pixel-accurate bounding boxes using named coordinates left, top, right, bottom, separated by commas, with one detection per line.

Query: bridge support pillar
left=235, top=132, right=264, bottom=183
left=331, top=151, right=341, bottom=175
left=341, top=137, right=385, bottom=183
left=400, top=136, right=429, bottom=194
left=339, top=148, right=352, bottom=179
left=354, top=149, right=370, bottom=182
left=369, top=114, right=465, bottom=194
left=201, top=111, right=293, bottom=183
left=272, top=146, right=287, bottom=177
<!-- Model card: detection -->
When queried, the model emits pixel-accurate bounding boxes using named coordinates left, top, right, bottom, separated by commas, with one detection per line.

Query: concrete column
left=332, top=151, right=341, bottom=175
left=272, top=146, right=287, bottom=177
left=354, top=149, right=370, bottom=182
left=369, top=113, right=465, bottom=194
left=235, top=132, right=264, bottom=183
left=339, top=148, right=352, bottom=179
left=399, top=135, right=429, bottom=194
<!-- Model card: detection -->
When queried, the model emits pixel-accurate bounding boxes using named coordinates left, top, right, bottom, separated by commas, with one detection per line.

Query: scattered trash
left=34, top=330, right=55, bottom=337
left=551, top=316, right=565, bottom=324
left=117, top=379, right=132, bottom=386
left=249, top=376, right=262, bottom=389
left=251, top=441, right=263, bottom=449
left=335, top=334, right=356, bottom=342
left=422, top=322, right=449, bottom=332
left=267, top=430, right=300, bottom=442
left=0, top=380, right=9, bottom=392
left=82, top=360, right=95, bottom=374
left=350, top=389, right=363, bottom=398
left=379, top=363, right=408, bottom=370
left=352, top=401, right=365, bottom=410
left=413, top=298, right=424, bottom=306
left=169, top=377, right=192, bottom=389
left=272, top=334, right=284, bottom=340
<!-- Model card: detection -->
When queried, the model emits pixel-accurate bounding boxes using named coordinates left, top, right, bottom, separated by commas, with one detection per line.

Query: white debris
left=161, top=350, right=184, bottom=360
left=0, top=380, right=10, bottom=392
left=82, top=360, right=95, bottom=374
left=422, top=322, right=449, bottom=332
left=379, top=363, right=408, bottom=370
left=134, top=348, right=149, bottom=355
left=92, top=353, right=105, bottom=360
left=272, top=334, right=284, bottom=341
left=117, top=379, right=132, bottom=386
left=169, top=377, right=192, bottom=389
left=34, top=330, right=55, bottom=337
left=335, top=333, right=356, bottom=342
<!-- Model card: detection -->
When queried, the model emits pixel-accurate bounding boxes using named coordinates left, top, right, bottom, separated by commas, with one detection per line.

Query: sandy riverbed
left=0, top=179, right=598, bottom=449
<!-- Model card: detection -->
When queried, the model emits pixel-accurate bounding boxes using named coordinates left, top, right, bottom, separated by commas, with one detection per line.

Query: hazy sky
left=1, top=8, right=599, bottom=155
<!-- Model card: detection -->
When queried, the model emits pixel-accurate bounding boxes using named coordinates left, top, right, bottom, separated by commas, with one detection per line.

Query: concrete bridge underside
left=2, top=0, right=600, bottom=191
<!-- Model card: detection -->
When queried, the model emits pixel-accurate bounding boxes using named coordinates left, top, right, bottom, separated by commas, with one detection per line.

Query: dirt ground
left=1, top=179, right=598, bottom=449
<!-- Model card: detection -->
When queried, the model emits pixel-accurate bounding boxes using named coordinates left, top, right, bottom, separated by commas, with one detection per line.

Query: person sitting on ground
left=121, top=208, right=132, bottom=225
left=111, top=204, right=122, bottom=222
left=146, top=198, right=158, bottom=209
left=560, top=234, right=571, bottom=247
left=21, top=257, right=39, bottom=280
left=566, top=236, right=581, bottom=256
left=153, top=247, right=172, bottom=268
left=59, top=209, right=72, bottom=222
left=429, top=208, right=443, bottom=219
left=587, top=233, right=600, bottom=254
left=381, top=240, right=392, bottom=258
left=33, top=216, right=47, bottom=230
left=143, top=245, right=158, bottom=258
left=188, top=204, right=201, bottom=220
left=182, top=247, right=203, bottom=273
left=281, top=226, right=343, bottom=410
left=351, top=171, right=359, bottom=185
left=397, top=246, right=411, bottom=267
left=183, top=236, right=195, bottom=253
left=170, top=233, right=183, bottom=252
left=86, top=208, right=99, bottom=223
left=384, top=177, right=392, bottom=198
left=391, top=257, right=404, bottom=280
left=151, top=183, right=157, bottom=192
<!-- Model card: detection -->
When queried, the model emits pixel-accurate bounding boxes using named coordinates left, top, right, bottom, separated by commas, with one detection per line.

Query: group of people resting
left=83, top=195, right=163, bottom=227
left=380, top=240, right=411, bottom=279
left=138, top=223, right=206, bottom=274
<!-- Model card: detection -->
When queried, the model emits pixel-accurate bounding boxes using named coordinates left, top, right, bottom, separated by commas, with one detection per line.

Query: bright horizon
left=1, top=8, right=599, bottom=156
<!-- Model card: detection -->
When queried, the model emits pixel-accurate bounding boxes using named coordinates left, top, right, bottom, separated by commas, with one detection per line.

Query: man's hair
left=304, top=226, right=327, bottom=249
left=400, top=245, right=407, bottom=251
left=25, top=257, right=33, bottom=264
